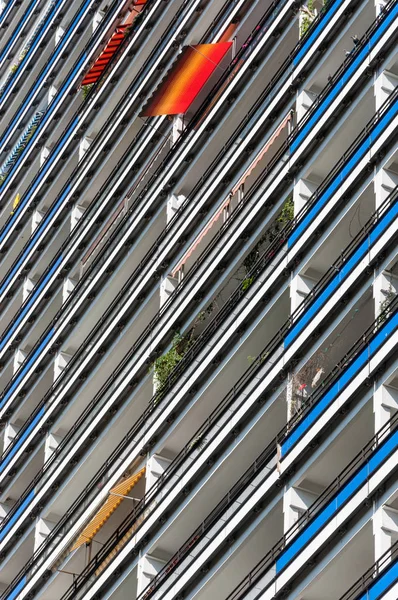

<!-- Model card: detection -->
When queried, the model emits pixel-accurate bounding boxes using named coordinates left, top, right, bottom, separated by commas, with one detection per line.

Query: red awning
left=81, top=25, right=128, bottom=86
left=81, top=0, right=148, bottom=87
left=141, top=42, right=232, bottom=117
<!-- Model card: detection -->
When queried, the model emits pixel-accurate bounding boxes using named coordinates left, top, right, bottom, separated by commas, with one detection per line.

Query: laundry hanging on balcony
left=70, top=467, right=145, bottom=551
left=0, top=111, right=45, bottom=180
left=80, top=0, right=147, bottom=87
left=141, top=42, right=232, bottom=116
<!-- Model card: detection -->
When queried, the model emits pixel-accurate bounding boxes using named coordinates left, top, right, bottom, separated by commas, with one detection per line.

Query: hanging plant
left=82, top=84, right=94, bottom=100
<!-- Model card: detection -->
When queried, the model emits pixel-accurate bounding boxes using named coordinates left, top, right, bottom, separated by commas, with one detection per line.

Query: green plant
left=188, top=435, right=207, bottom=451
left=242, top=277, right=254, bottom=291
left=82, top=84, right=94, bottom=100
left=277, top=195, right=294, bottom=224
left=10, top=64, right=18, bottom=74
left=300, top=0, right=315, bottom=39
left=378, top=285, right=396, bottom=324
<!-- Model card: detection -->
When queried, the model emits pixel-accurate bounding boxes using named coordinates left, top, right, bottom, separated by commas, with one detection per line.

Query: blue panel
left=0, top=489, right=34, bottom=541
left=0, top=186, right=70, bottom=296
left=0, top=328, right=55, bottom=410
left=293, top=0, right=344, bottom=66
left=0, top=0, right=41, bottom=60
left=288, top=98, right=398, bottom=248
left=0, top=406, right=46, bottom=471
left=0, top=254, right=63, bottom=350
left=360, top=561, right=398, bottom=600
left=4, top=576, right=27, bottom=600
left=284, top=200, right=398, bottom=347
left=281, top=311, right=398, bottom=456
left=290, top=2, right=398, bottom=152
left=0, top=0, right=62, bottom=100
left=277, top=431, right=398, bottom=572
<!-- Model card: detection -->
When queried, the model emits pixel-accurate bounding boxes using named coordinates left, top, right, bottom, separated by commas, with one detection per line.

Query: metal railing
left=339, top=540, right=398, bottom=600
left=1, top=51, right=396, bottom=551
left=61, top=311, right=398, bottom=600
left=226, top=409, right=398, bottom=600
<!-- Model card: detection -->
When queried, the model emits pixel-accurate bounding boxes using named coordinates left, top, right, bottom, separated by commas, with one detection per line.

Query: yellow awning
left=10, top=193, right=20, bottom=215
left=71, top=467, right=145, bottom=551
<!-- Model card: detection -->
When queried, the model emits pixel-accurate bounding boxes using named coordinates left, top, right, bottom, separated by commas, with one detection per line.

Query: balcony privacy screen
left=70, top=467, right=146, bottom=550
left=141, top=42, right=232, bottom=116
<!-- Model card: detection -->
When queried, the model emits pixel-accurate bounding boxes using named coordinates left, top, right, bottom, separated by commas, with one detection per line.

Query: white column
left=171, top=115, right=184, bottom=145
left=62, top=277, right=77, bottom=304
left=145, top=453, right=172, bottom=493
left=40, top=146, right=50, bottom=168
left=31, top=208, right=44, bottom=233
left=48, top=85, right=57, bottom=105
left=296, top=89, right=317, bottom=123
left=374, top=0, right=387, bottom=17
left=34, top=516, right=58, bottom=552
left=13, top=348, right=26, bottom=373
left=71, top=204, right=85, bottom=230
left=137, top=554, right=167, bottom=596
left=136, top=454, right=173, bottom=594
left=293, top=177, right=319, bottom=217
left=44, top=432, right=63, bottom=463
left=0, top=499, right=13, bottom=522
left=166, top=193, right=185, bottom=223
left=79, top=137, right=92, bottom=162
left=374, top=165, right=398, bottom=210
left=373, top=505, right=398, bottom=564
left=283, top=485, right=318, bottom=533
left=373, top=271, right=397, bottom=321
left=3, top=422, right=20, bottom=452
left=374, top=70, right=398, bottom=112
left=160, top=276, right=178, bottom=308
left=93, top=10, right=104, bottom=32
left=290, top=272, right=317, bottom=314
left=373, top=382, right=398, bottom=435
left=55, top=26, right=65, bottom=46
left=54, top=351, right=71, bottom=380
left=23, top=275, right=38, bottom=302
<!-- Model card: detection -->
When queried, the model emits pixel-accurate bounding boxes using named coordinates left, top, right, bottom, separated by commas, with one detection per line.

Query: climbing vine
left=82, top=84, right=94, bottom=100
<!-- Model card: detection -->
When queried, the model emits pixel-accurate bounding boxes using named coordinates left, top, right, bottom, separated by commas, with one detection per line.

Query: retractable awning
left=141, top=42, right=232, bottom=116
left=70, top=467, right=146, bottom=550
left=81, top=0, right=148, bottom=87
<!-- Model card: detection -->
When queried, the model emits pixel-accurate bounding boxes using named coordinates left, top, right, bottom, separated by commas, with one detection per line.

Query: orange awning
left=141, top=42, right=232, bottom=116
left=70, top=467, right=145, bottom=551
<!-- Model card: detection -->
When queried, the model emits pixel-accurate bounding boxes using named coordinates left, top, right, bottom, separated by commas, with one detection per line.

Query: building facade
left=0, top=0, right=397, bottom=598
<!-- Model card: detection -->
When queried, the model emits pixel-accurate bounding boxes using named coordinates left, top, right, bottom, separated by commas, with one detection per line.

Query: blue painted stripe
left=284, top=200, right=398, bottom=347
left=0, top=0, right=41, bottom=62
left=293, top=0, right=344, bottom=66
left=0, top=489, right=35, bottom=541
left=0, top=184, right=70, bottom=296
left=357, top=561, right=398, bottom=600
left=0, top=254, right=63, bottom=350
left=0, top=328, right=55, bottom=410
left=4, top=575, right=27, bottom=600
left=276, top=430, right=398, bottom=572
left=0, top=0, right=63, bottom=100
left=281, top=311, right=398, bottom=455
left=0, top=0, right=91, bottom=149
left=0, top=406, right=45, bottom=472
left=291, top=3, right=398, bottom=153
left=288, top=98, right=398, bottom=248
left=0, top=114, right=78, bottom=243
